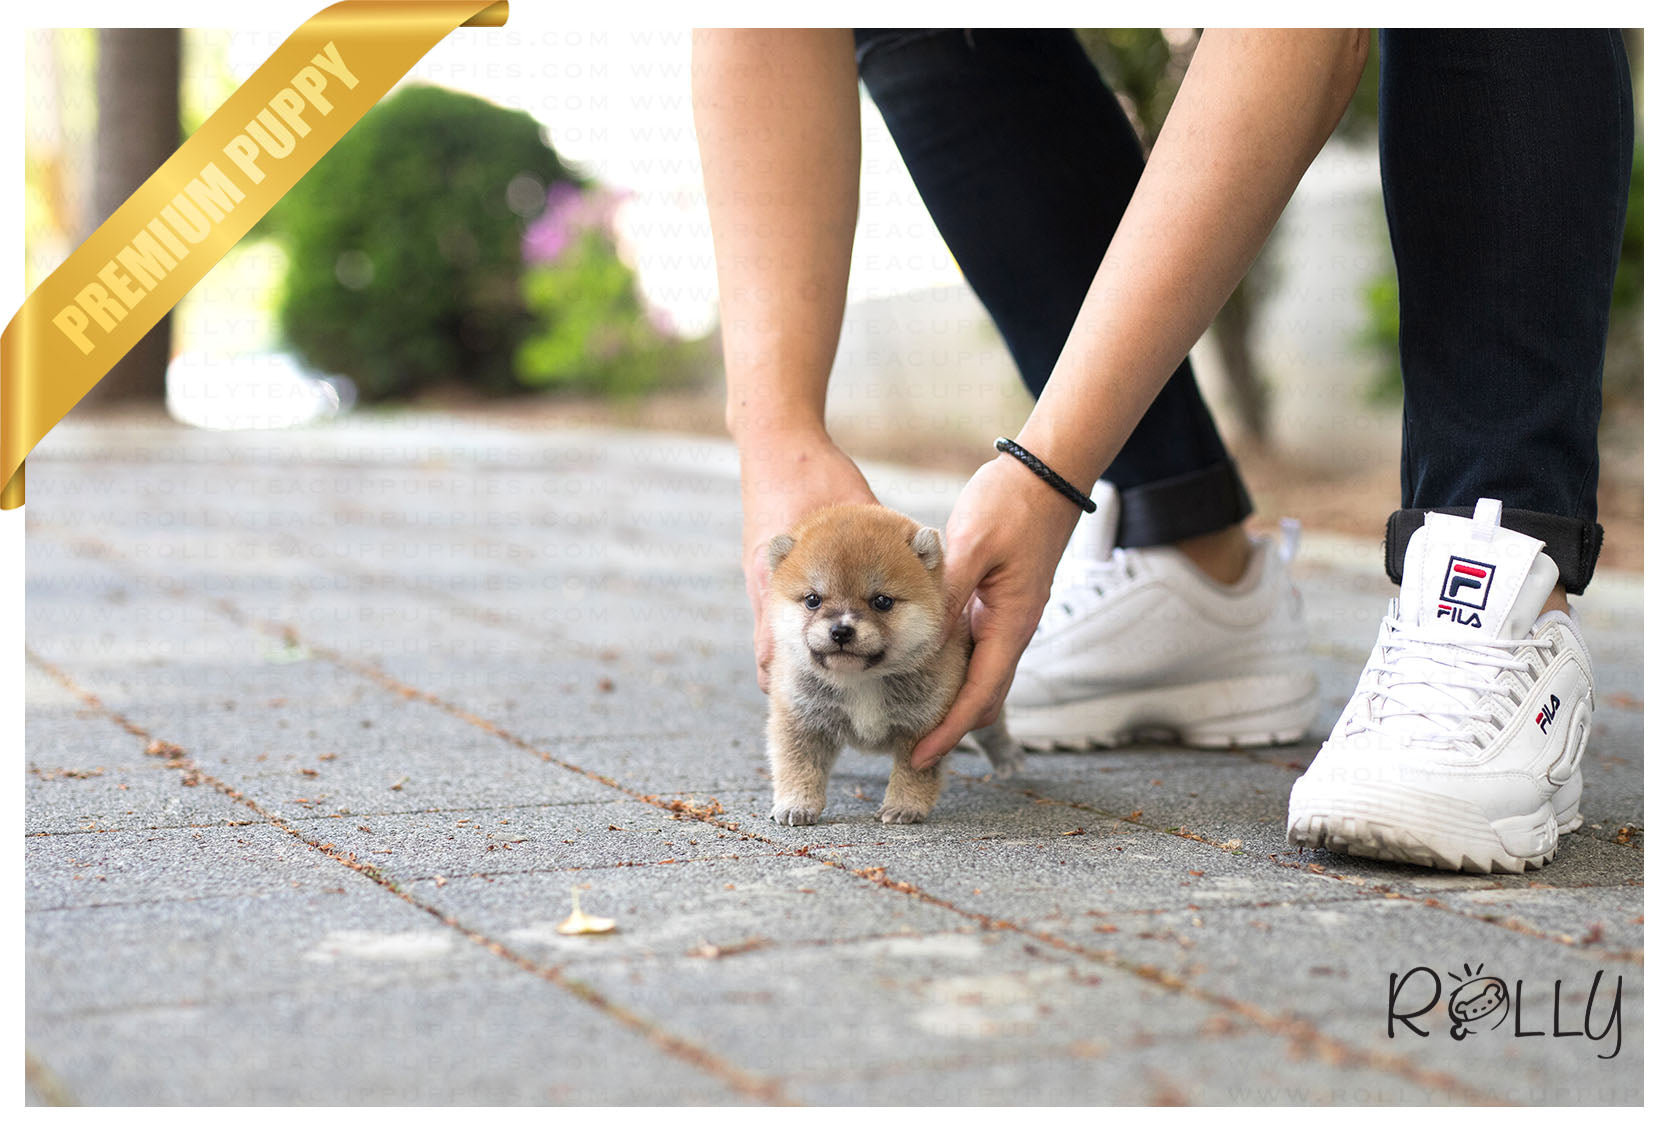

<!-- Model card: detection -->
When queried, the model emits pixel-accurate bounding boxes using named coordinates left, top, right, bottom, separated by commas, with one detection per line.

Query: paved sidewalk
left=23, top=414, right=1644, bottom=1105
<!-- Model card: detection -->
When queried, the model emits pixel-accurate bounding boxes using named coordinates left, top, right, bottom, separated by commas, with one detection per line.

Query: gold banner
left=0, top=0, right=510, bottom=509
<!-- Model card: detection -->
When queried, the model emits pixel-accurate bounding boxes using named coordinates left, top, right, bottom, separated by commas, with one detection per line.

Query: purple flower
left=647, top=305, right=678, bottom=338
left=522, top=183, right=627, bottom=264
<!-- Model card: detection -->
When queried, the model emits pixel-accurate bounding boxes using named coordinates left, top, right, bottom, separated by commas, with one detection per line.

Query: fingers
left=745, top=550, right=773, bottom=693
left=935, top=547, right=982, bottom=642
left=737, top=438, right=881, bottom=693
left=910, top=628, right=1020, bottom=769
left=753, top=617, right=774, bottom=693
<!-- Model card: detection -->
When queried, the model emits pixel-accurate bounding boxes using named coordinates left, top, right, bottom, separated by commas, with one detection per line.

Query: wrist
left=1011, top=420, right=1107, bottom=499
left=985, top=449, right=1085, bottom=540
left=993, top=438, right=1100, bottom=515
left=735, top=423, right=839, bottom=471
left=725, top=396, right=828, bottom=448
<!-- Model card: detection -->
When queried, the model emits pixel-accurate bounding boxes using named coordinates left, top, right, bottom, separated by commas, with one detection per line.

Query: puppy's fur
left=764, top=504, right=1023, bottom=825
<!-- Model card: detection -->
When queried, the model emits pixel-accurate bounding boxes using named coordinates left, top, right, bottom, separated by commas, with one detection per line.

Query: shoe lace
left=1036, top=547, right=1139, bottom=633
left=1344, top=616, right=1557, bottom=748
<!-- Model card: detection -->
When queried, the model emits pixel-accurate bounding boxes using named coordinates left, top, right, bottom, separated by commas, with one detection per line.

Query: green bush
left=269, top=84, right=573, bottom=400
left=1361, top=270, right=1403, bottom=404
left=514, top=229, right=664, bottom=397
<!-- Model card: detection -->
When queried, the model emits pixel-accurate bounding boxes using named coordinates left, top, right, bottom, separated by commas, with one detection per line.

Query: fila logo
left=1536, top=693, right=1562, bottom=734
left=1444, top=556, right=1496, bottom=611
left=1435, top=604, right=1484, bottom=628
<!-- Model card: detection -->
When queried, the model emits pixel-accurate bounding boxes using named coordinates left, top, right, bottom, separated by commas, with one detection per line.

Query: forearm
left=1017, top=29, right=1370, bottom=488
left=692, top=29, right=859, bottom=448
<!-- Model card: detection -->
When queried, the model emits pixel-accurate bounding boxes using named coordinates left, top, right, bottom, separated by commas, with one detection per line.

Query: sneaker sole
left=1007, top=671, right=1320, bottom=752
left=1286, top=773, right=1583, bottom=874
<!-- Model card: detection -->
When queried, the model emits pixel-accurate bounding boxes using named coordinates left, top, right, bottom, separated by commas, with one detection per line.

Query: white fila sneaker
left=1287, top=499, right=1595, bottom=873
left=1005, top=480, right=1319, bottom=750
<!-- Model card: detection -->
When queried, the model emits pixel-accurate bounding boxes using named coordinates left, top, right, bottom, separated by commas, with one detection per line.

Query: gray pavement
left=23, top=413, right=1644, bottom=1106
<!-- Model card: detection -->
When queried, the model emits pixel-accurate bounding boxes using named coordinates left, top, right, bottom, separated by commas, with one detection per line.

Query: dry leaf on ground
left=557, top=887, right=616, bottom=936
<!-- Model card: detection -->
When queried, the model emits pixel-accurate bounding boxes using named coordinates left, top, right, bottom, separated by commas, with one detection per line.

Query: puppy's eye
left=871, top=594, right=895, bottom=612
left=804, top=594, right=822, bottom=610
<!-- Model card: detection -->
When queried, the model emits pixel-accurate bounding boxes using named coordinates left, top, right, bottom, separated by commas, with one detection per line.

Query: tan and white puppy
left=763, top=503, right=1023, bottom=825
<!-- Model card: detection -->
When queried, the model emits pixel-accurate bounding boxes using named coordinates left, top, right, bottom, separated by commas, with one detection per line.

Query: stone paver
left=23, top=415, right=1644, bottom=1105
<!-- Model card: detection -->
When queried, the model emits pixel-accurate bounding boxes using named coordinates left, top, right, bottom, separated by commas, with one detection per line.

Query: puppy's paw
left=772, top=803, right=823, bottom=827
left=877, top=804, right=929, bottom=825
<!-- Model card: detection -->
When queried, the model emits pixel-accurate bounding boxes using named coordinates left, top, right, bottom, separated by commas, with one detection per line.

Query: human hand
left=910, top=455, right=1085, bottom=768
left=739, top=430, right=877, bottom=691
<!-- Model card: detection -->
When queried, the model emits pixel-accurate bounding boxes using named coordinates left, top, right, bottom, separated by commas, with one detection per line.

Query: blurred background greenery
left=27, top=29, right=716, bottom=411
left=265, top=84, right=713, bottom=402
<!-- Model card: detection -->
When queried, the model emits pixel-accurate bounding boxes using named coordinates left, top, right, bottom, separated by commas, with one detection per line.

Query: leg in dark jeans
left=855, top=29, right=1252, bottom=549
left=1380, top=30, right=1633, bottom=594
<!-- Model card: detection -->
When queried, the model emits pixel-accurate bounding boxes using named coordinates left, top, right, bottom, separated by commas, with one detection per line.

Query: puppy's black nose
left=829, top=623, right=854, bottom=645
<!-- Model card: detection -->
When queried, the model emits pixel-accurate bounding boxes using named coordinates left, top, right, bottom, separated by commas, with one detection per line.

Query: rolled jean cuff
left=1115, top=461, right=1254, bottom=549
left=1384, top=507, right=1605, bottom=596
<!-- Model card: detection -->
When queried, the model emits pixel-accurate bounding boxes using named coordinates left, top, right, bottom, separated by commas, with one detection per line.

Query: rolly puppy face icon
left=1447, top=968, right=1510, bottom=1039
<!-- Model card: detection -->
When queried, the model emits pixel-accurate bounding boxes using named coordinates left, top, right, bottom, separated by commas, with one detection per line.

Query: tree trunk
left=76, top=29, right=180, bottom=410
left=1212, top=282, right=1269, bottom=446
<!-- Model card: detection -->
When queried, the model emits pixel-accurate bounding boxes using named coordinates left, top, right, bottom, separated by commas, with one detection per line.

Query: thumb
left=753, top=614, right=774, bottom=693
left=937, top=544, right=985, bottom=636
left=744, top=549, right=774, bottom=694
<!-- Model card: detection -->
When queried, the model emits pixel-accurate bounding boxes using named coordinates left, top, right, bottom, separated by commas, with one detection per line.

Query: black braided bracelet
left=993, top=438, right=1097, bottom=514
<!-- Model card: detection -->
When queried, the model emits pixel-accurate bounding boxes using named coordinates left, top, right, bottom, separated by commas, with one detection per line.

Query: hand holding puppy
left=739, top=431, right=877, bottom=691
left=910, top=455, right=1085, bottom=769
left=764, top=503, right=1023, bottom=826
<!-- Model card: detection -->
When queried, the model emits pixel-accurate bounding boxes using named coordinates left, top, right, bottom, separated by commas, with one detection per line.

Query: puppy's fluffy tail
left=969, top=715, right=1024, bottom=780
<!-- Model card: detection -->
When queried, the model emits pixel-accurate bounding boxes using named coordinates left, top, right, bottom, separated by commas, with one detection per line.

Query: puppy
left=763, top=503, right=1023, bottom=825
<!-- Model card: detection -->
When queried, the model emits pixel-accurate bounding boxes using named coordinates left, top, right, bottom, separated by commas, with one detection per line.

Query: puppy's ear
left=766, top=534, right=796, bottom=571
left=911, top=527, right=943, bottom=571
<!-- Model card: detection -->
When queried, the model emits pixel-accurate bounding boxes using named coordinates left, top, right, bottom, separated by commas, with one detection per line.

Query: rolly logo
left=1388, top=963, right=1624, bottom=1059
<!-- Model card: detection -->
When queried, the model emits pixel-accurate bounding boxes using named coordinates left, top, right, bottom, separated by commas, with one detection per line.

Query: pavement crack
left=27, top=818, right=267, bottom=838
left=25, top=650, right=795, bottom=1106
left=31, top=524, right=1624, bottom=1102
left=791, top=861, right=1501, bottom=1104
left=60, top=602, right=1471, bottom=1101
left=959, top=774, right=1646, bottom=966
left=25, top=1051, right=78, bottom=1106
left=399, top=851, right=769, bottom=884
